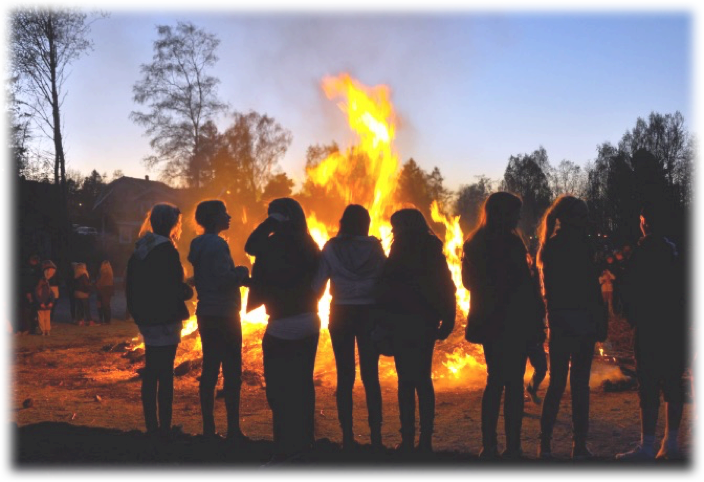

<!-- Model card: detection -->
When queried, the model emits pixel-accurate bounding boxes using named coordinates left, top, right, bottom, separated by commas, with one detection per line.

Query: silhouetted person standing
left=537, top=195, right=606, bottom=460
left=126, top=203, right=193, bottom=439
left=96, top=260, right=114, bottom=324
left=188, top=200, right=249, bottom=443
left=312, top=204, right=387, bottom=451
left=616, top=204, right=687, bottom=461
left=245, top=198, right=323, bottom=464
left=463, top=192, right=545, bottom=459
left=376, top=208, right=456, bottom=454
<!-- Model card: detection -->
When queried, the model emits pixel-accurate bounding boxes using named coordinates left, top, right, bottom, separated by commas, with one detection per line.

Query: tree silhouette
left=131, top=21, right=228, bottom=187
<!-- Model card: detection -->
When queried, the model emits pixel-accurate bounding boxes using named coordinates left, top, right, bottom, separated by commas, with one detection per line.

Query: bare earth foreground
left=9, top=294, right=694, bottom=470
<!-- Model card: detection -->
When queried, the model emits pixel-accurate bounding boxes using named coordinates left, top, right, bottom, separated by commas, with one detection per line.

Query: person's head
left=195, top=200, right=231, bottom=234
left=100, top=260, right=113, bottom=275
left=538, top=195, right=589, bottom=247
left=268, top=198, right=308, bottom=234
left=389, top=208, right=435, bottom=239
left=29, top=254, right=40, bottom=266
left=42, top=260, right=56, bottom=280
left=640, top=202, right=665, bottom=236
left=475, top=192, right=522, bottom=236
left=149, top=203, right=182, bottom=241
left=338, top=204, right=371, bottom=237
left=606, top=256, right=614, bottom=264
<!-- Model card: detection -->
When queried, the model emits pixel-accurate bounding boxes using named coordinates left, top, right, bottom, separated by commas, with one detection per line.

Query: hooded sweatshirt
left=126, top=232, right=192, bottom=327
left=312, top=235, right=386, bottom=305
left=188, top=233, right=248, bottom=317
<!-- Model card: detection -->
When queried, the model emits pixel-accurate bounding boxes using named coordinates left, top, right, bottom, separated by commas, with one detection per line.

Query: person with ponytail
left=462, top=192, right=545, bottom=459
left=536, top=195, right=606, bottom=460
left=126, top=203, right=193, bottom=439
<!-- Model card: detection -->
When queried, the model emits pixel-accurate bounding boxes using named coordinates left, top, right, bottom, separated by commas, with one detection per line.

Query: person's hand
left=40, top=303, right=45, bottom=309
left=235, top=266, right=249, bottom=279
left=268, top=212, right=288, bottom=223
left=436, top=323, right=453, bottom=341
left=26, top=294, right=32, bottom=303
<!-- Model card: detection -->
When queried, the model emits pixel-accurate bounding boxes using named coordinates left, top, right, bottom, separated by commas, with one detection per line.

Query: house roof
left=93, top=176, right=176, bottom=211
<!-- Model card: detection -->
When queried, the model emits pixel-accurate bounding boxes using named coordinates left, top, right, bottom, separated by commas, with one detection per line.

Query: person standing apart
left=616, top=204, right=687, bottom=460
left=33, top=263, right=56, bottom=336
left=188, top=200, right=250, bottom=443
left=72, top=263, right=93, bottom=326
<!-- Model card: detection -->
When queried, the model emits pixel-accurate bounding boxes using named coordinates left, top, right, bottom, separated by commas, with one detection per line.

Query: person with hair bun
left=126, top=202, right=193, bottom=439
left=537, top=195, right=606, bottom=460
left=462, top=192, right=545, bottom=460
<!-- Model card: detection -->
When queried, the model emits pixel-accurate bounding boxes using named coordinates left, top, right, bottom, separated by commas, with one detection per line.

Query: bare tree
left=131, top=21, right=228, bottom=187
left=2, top=1, right=108, bottom=202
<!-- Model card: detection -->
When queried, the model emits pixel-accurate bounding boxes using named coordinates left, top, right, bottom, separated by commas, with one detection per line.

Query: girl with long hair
left=462, top=192, right=545, bottom=459
left=536, top=195, right=605, bottom=459
left=126, top=203, right=193, bottom=438
left=376, top=208, right=456, bottom=454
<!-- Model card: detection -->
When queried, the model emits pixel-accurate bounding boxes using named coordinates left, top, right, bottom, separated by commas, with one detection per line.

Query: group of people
left=124, top=192, right=687, bottom=464
left=17, top=255, right=116, bottom=335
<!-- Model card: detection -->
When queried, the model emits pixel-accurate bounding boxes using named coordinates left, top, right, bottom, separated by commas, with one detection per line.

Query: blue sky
left=7, top=6, right=694, bottom=191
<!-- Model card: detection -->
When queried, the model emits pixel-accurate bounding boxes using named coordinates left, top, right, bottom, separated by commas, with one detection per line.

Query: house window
left=119, top=226, right=133, bottom=244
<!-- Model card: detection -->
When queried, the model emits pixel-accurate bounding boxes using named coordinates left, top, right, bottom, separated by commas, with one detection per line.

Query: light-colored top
left=599, top=269, right=615, bottom=292
left=265, top=312, right=320, bottom=341
left=138, top=321, right=183, bottom=347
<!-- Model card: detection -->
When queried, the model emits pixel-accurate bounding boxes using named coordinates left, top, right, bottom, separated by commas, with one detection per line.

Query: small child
left=34, top=263, right=56, bottom=336
left=187, top=200, right=249, bottom=441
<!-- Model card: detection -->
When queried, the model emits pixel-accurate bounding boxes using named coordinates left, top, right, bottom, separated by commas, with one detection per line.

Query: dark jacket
left=126, top=233, right=193, bottom=326
left=621, top=234, right=685, bottom=353
left=463, top=229, right=545, bottom=344
left=244, top=217, right=322, bottom=321
left=539, top=228, right=605, bottom=339
left=376, top=233, right=456, bottom=337
left=33, top=278, right=55, bottom=309
left=312, top=235, right=386, bottom=305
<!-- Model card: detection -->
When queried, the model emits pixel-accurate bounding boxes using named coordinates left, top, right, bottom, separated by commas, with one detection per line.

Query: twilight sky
left=5, top=3, right=694, bottom=191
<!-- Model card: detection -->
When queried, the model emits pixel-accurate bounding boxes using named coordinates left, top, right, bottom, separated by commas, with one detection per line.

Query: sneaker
left=656, top=440, right=683, bottom=460
left=616, top=444, right=655, bottom=461
left=261, top=452, right=303, bottom=467
left=572, top=442, right=595, bottom=460
left=394, top=439, right=415, bottom=454
left=526, top=384, right=542, bottom=405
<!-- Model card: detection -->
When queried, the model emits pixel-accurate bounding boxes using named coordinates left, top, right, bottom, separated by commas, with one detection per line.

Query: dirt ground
left=9, top=291, right=695, bottom=468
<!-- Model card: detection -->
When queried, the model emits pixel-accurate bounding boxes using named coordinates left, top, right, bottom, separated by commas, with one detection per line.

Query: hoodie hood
left=187, top=233, right=220, bottom=266
left=134, top=232, right=172, bottom=261
left=325, top=235, right=385, bottom=280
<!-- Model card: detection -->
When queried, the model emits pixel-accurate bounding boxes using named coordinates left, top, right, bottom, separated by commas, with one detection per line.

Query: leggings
left=142, top=344, right=178, bottom=434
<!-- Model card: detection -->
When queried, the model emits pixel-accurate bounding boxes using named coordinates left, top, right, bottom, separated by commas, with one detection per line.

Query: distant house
left=93, top=175, right=181, bottom=277
left=93, top=175, right=180, bottom=245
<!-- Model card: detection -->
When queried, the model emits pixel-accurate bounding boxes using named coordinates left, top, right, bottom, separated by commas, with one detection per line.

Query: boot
left=418, top=432, right=433, bottom=453
left=370, top=426, right=384, bottom=451
left=224, top=385, right=248, bottom=443
left=538, top=433, right=553, bottom=459
left=572, top=437, right=594, bottom=460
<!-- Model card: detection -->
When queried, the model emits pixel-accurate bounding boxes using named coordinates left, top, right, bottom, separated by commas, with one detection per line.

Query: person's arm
left=211, top=240, right=249, bottom=288
left=311, top=244, right=332, bottom=297
left=244, top=217, right=279, bottom=257
left=434, top=250, right=457, bottom=340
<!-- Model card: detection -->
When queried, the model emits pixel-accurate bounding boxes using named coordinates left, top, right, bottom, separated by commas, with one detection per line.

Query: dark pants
left=263, top=332, right=319, bottom=456
left=97, top=289, right=113, bottom=323
left=142, top=344, right=178, bottom=434
left=391, top=314, right=436, bottom=441
left=540, top=334, right=595, bottom=442
left=75, top=297, right=91, bottom=322
left=18, top=298, right=34, bottom=333
left=197, top=315, right=243, bottom=435
left=635, top=345, right=685, bottom=410
left=481, top=337, right=528, bottom=452
left=329, top=304, right=382, bottom=440
left=527, top=341, right=548, bottom=391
